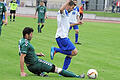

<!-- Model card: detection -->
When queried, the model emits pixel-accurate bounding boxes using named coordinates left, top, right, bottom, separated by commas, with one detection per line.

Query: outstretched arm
left=20, top=53, right=27, bottom=77
left=60, top=0, right=71, bottom=14
left=70, top=21, right=83, bottom=26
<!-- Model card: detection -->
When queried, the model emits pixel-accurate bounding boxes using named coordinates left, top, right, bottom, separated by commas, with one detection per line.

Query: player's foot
left=75, top=42, right=82, bottom=45
left=50, top=47, right=56, bottom=60
left=40, top=29, right=41, bottom=33
left=77, top=74, right=85, bottom=78
left=13, top=20, right=15, bottom=22
left=80, top=73, right=85, bottom=78
left=37, top=72, right=48, bottom=77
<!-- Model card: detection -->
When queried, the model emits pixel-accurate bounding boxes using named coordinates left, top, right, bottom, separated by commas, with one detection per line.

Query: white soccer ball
left=87, top=69, right=98, bottom=79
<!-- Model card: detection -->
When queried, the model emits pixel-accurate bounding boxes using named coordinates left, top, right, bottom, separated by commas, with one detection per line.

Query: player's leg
left=62, top=56, right=72, bottom=70
left=55, top=66, right=85, bottom=78
left=80, top=13, right=83, bottom=20
left=29, top=59, right=85, bottom=78
left=51, top=38, right=78, bottom=59
left=39, top=19, right=45, bottom=32
left=13, top=10, right=16, bottom=22
left=0, top=26, right=2, bottom=36
left=38, top=23, right=40, bottom=33
left=10, top=10, right=12, bottom=21
left=62, top=48, right=78, bottom=70
left=74, top=25, right=81, bottom=44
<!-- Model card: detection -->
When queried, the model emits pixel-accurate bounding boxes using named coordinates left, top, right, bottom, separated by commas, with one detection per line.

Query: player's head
left=73, top=0, right=77, bottom=6
left=23, top=27, right=34, bottom=40
left=40, top=0, right=44, bottom=6
left=67, top=1, right=75, bottom=12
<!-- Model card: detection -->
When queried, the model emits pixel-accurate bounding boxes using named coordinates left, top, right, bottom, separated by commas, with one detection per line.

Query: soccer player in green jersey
left=19, top=27, right=85, bottom=78
left=35, top=0, right=47, bottom=33
left=9, top=0, right=17, bottom=21
left=0, top=0, right=7, bottom=36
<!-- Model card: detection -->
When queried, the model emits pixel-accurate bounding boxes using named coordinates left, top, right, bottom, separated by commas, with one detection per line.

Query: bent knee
left=75, top=30, right=79, bottom=34
left=72, top=50, right=78, bottom=56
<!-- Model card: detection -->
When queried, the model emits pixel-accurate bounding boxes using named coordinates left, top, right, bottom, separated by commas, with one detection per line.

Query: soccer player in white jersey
left=69, top=0, right=82, bottom=44
left=50, top=0, right=82, bottom=72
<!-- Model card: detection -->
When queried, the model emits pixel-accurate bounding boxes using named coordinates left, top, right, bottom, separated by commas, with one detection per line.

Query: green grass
left=0, top=17, right=120, bottom=80
left=84, top=11, right=120, bottom=17
left=47, top=8, right=59, bottom=12
left=48, top=9, right=120, bottom=17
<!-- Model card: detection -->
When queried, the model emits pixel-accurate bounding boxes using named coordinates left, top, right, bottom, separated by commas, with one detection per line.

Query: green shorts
left=27, top=59, right=55, bottom=74
left=38, top=18, right=45, bottom=23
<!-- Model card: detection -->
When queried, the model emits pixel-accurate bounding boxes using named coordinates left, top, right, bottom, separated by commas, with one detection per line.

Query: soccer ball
left=87, top=69, right=98, bottom=79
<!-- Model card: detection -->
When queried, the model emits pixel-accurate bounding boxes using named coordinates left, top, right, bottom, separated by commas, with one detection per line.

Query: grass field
left=48, top=9, right=120, bottom=18
left=0, top=17, right=120, bottom=80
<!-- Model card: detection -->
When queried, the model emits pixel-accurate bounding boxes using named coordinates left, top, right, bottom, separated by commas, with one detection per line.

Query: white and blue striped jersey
left=69, top=6, right=80, bottom=23
left=56, top=10, right=70, bottom=38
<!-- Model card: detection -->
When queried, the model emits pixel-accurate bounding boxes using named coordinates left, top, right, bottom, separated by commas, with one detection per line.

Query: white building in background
left=20, top=0, right=36, bottom=7
left=6, top=0, right=114, bottom=11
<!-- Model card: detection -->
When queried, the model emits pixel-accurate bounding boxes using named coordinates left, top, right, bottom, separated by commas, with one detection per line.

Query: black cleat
left=37, top=72, right=48, bottom=77
left=75, top=42, right=82, bottom=45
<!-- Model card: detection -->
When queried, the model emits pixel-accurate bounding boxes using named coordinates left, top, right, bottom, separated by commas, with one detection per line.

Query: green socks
left=59, top=69, right=80, bottom=78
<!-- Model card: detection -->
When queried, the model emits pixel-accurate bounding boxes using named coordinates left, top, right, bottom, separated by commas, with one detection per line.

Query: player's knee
left=75, top=30, right=79, bottom=34
left=72, top=49, right=78, bottom=56
left=74, top=50, right=78, bottom=56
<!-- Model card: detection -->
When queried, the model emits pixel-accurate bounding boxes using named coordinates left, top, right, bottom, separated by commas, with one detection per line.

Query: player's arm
left=45, top=12, right=47, bottom=19
left=36, top=52, right=45, bottom=57
left=77, top=7, right=81, bottom=22
left=60, top=0, right=71, bottom=14
left=20, top=53, right=27, bottom=77
left=44, top=8, right=47, bottom=19
left=34, top=7, right=38, bottom=18
left=34, top=10, right=37, bottom=18
left=4, top=11, right=7, bottom=24
left=70, top=22, right=82, bottom=26
left=2, top=5, right=7, bottom=25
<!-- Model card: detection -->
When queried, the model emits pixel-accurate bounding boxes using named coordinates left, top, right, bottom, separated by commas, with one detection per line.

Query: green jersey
left=19, top=38, right=38, bottom=65
left=0, top=2, right=6, bottom=25
left=9, top=1, right=17, bottom=10
left=36, top=5, right=46, bottom=19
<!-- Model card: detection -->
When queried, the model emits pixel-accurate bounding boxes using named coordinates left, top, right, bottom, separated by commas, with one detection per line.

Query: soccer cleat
left=79, top=73, right=85, bottom=78
left=75, top=42, right=82, bottom=45
left=37, top=72, right=48, bottom=77
left=50, top=47, right=56, bottom=60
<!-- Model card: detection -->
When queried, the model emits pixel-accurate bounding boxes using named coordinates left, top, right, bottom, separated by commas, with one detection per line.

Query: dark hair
left=23, top=27, right=34, bottom=38
left=69, top=1, right=76, bottom=6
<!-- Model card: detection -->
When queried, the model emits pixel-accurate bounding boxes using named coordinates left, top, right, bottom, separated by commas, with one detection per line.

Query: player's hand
left=37, top=53, right=45, bottom=57
left=45, top=16, right=47, bottom=20
left=21, top=72, right=27, bottom=77
left=77, top=21, right=83, bottom=25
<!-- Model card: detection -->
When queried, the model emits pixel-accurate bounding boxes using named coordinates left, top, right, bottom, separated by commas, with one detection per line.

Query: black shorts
left=10, top=10, right=16, bottom=14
